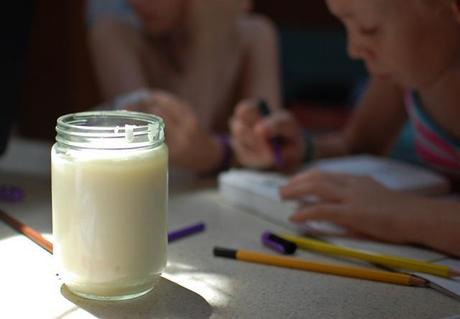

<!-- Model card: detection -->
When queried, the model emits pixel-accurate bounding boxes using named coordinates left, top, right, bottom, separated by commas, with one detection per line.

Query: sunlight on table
left=0, top=235, right=92, bottom=318
left=163, top=260, right=232, bottom=308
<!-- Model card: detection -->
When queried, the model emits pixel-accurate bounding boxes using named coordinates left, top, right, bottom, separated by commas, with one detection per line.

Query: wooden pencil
left=214, top=247, right=427, bottom=287
left=279, top=233, right=460, bottom=278
left=0, top=208, right=53, bottom=254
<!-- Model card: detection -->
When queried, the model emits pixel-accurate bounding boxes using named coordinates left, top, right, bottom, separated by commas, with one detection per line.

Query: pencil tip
left=411, top=276, right=429, bottom=287
left=449, top=268, right=460, bottom=277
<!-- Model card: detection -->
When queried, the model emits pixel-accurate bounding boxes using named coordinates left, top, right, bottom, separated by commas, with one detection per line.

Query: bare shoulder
left=89, top=17, right=145, bottom=51
left=237, top=14, right=278, bottom=49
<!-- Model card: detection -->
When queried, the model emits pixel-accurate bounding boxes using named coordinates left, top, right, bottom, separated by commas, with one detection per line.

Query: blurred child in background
left=88, top=0, right=281, bottom=174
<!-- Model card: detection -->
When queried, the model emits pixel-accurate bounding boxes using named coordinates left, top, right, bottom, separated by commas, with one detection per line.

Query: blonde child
left=89, top=0, right=281, bottom=174
left=230, top=0, right=460, bottom=257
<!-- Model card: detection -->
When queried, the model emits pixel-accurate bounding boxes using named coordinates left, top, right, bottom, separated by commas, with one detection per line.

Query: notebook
left=219, top=155, right=450, bottom=236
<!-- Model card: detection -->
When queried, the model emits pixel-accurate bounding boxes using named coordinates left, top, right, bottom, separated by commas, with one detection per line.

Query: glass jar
left=51, top=111, right=168, bottom=301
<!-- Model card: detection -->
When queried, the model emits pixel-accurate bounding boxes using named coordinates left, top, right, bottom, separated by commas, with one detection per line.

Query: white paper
left=412, top=259, right=460, bottom=301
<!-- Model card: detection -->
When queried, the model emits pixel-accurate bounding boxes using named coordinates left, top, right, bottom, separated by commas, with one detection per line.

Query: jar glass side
left=52, top=111, right=168, bottom=301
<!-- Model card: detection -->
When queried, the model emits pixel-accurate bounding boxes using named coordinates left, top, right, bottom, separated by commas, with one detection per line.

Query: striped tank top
left=406, top=92, right=460, bottom=181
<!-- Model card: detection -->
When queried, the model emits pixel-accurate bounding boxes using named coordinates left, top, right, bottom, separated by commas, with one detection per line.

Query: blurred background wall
left=20, top=1, right=98, bottom=140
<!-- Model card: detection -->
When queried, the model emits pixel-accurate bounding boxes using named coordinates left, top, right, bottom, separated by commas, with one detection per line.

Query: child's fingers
left=230, top=118, right=264, bottom=151
left=289, top=203, right=345, bottom=225
left=233, top=99, right=262, bottom=127
left=280, top=177, right=346, bottom=202
left=288, top=170, right=352, bottom=186
left=256, top=111, right=299, bottom=139
left=231, top=115, right=275, bottom=167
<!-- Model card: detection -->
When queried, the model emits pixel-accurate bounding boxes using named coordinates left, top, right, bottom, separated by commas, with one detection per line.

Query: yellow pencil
left=279, top=233, right=460, bottom=278
left=214, top=247, right=427, bottom=287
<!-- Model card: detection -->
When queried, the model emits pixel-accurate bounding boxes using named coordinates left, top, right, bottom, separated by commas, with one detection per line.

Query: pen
left=213, top=246, right=427, bottom=287
left=279, top=233, right=460, bottom=278
left=258, top=100, right=284, bottom=168
left=0, top=208, right=205, bottom=254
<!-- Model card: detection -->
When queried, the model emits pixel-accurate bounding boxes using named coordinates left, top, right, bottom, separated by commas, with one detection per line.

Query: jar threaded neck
left=55, top=111, right=165, bottom=150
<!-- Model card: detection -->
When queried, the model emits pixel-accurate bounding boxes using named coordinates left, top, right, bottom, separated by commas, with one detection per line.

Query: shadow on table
left=60, top=277, right=213, bottom=319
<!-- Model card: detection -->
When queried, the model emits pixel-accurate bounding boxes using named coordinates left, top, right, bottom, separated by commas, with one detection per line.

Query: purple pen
left=0, top=185, right=25, bottom=203
left=261, top=231, right=297, bottom=255
left=168, top=222, right=205, bottom=242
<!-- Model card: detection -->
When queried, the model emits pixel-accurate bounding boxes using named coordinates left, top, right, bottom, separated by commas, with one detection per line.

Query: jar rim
left=57, top=110, right=163, bottom=129
left=55, top=111, right=165, bottom=150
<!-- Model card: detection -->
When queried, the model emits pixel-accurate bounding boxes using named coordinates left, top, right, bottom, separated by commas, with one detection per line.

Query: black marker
left=257, top=100, right=284, bottom=168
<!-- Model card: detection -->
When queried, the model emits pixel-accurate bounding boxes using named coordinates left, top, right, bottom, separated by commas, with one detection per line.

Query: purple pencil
left=168, top=222, right=205, bottom=242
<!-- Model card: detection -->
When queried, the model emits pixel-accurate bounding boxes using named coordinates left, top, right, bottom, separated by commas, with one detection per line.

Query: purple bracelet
left=214, top=134, right=234, bottom=173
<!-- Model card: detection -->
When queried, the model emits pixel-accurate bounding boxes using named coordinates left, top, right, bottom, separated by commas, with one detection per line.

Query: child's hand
left=230, top=100, right=306, bottom=170
left=281, top=171, right=416, bottom=243
left=128, top=91, right=222, bottom=173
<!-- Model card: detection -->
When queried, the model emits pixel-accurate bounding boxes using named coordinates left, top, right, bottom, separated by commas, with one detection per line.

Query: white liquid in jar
left=52, top=143, right=168, bottom=299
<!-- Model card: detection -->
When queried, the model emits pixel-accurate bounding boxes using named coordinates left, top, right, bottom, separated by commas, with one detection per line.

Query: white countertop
left=1, top=137, right=459, bottom=319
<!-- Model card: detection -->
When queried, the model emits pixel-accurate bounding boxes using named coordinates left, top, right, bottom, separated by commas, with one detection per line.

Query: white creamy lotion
left=51, top=111, right=168, bottom=300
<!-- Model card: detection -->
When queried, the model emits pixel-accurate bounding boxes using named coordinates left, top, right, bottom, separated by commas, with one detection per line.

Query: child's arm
left=174, top=2, right=281, bottom=123
left=300, top=77, right=408, bottom=159
left=173, top=0, right=246, bottom=128
left=231, top=77, right=407, bottom=170
left=89, top=18, right=148, bottom=101
left=281, top=171, right=460, bottom=257
left=237, top=15, right=282, bottom=111
left=341, top=77, right=408, bottom=155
